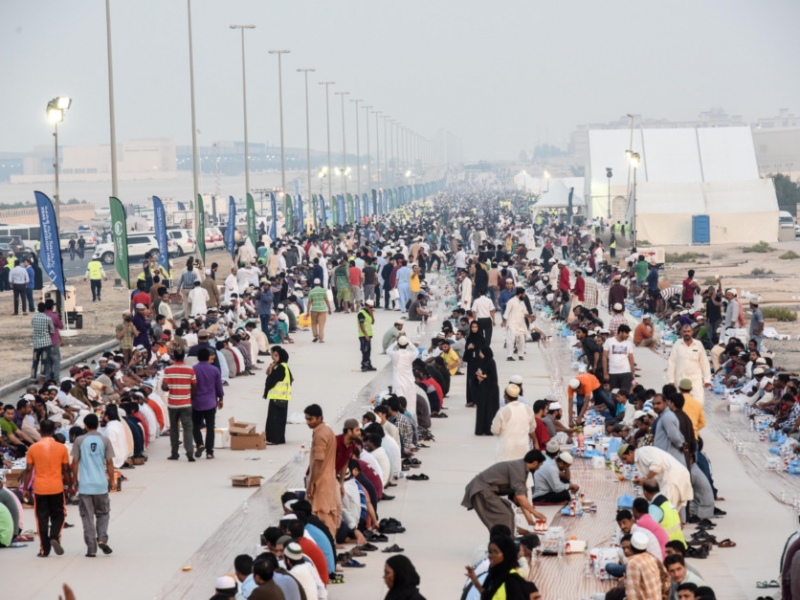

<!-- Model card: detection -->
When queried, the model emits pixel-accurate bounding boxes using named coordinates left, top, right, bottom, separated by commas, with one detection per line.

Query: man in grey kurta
left=652, top=395, right=685, bottom=466
left=462, top=450, right=547, bottom=532
left=688, top=458, right=715, bottom=520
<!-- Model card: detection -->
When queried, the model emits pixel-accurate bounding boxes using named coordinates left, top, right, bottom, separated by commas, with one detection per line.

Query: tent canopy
left=535, top=180, right=585, bottom=208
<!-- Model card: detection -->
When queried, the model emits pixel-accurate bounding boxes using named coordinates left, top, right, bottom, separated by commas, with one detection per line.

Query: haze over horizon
left=1, top=0, right=798, bottom=161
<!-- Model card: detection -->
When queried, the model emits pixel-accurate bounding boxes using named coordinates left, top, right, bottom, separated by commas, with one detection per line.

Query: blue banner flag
left=269, top=192, right=278, bottom=241
left=226, top=196, right=236, bottom=258
left=177, top=201, right=186, bottom=211
left=33, top=191, right=65, bottom=297
left=152, top=196, right=170, bottom=274
left=337, top=194, right=346, bottom=226
left=320, top=194, right=328, bottom=228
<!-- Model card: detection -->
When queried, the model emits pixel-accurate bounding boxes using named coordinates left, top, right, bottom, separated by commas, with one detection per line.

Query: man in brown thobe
left=304, top=403, right=342, bottom=535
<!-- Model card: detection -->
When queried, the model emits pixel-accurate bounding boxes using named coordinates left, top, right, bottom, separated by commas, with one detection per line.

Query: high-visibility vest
left=654, top=496, right=686, bottom=546
left=357, top=309, right=373, bottom=338
left=88, top=260, right=103, bottom=280
left=267, top=364, right=292, bottom=402
left=6, top=256, right=15, bottom=269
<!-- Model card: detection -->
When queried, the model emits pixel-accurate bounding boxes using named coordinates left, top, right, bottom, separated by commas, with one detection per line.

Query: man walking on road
left=472, top=288, right=496, bottom=346
left=191, top=347, right=224, bottom=459
left=162, top=347, right=196, bottom=461
left=71, top=413, right=115, bottom=557
left=31, top=302, right=54, bottom=382
left=84, top=254, right=107, bottom=302
left=10, top=259, right=29, bottom=315
left=502, top=287, right=529, bottom=361
left=306, top=278, right=332, bottom=343
left=357, top=300, right=376, bottom=372
left=304, top=403, right=341, bottom=536
left=668, top=324, right=711, bottom=405
left=22, top=419, right=71, bottom=557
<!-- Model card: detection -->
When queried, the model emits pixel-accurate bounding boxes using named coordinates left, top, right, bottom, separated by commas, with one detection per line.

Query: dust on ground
left=0, top=249, right=237, bottom=388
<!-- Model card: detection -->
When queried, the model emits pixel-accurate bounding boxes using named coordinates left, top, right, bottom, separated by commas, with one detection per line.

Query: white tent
left=535, top=180, right=586, bottom=208
left=585, top=126, right=779, bottom=244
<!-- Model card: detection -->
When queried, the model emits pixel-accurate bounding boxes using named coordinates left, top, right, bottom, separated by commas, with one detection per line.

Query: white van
left=779, top=210, right=795, bottom=228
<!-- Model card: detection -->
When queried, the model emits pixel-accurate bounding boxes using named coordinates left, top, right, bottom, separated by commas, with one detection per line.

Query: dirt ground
left=0, top=248, right=237, bottom=388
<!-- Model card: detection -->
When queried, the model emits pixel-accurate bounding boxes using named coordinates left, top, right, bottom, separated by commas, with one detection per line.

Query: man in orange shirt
left=567, top=372, right=603, bottom=426
left=634, top=314, right=656, bottom=348
left=22, top=419, right=71, bottom=557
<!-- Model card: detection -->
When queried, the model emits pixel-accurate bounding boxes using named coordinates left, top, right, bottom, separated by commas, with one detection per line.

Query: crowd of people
left=2, top=186, right=797, bottom=600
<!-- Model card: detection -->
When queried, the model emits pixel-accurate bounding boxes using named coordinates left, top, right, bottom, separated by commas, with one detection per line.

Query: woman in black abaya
left=463, top=320, right=484, bottom=408
left=472, top=346, right=499, bottom=436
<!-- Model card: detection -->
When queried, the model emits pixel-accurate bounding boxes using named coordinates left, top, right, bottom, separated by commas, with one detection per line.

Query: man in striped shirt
left=161, top=347, right=197, bottom=461
left=582, top=268, right=599, bottom=310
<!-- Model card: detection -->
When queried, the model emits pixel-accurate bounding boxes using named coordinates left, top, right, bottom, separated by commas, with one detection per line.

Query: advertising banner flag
left=319, top=194, right=327, bottom=228
left=109, top=196, right=130, bottom=288
left=337, top=194, right=346, bottom=226
left=354, top=193, right=361, bottom=222
left=196, top=194, right=206, bottom=263
left=285, top=193, right=294, bottom=235
left=246, top=193, right=257, bottom=247
left=269, top=192, right=278, bottom=241
left=152, top=196, right=170, bottom=274
left=226, top=196, right=236, bottom=258
left=346, top=193, right=354, bottom=223
left=33, top=191, right=66, bottom=296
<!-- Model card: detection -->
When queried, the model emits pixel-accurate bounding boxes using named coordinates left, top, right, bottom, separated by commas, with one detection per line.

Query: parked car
left=0, top=236, right=35, bottom=257
left=58, top=231, right=97, bottom=251
left=206, top=227, right=224, bottom=250
left=167, top=229, right=197, bottom=256
left=93, top=233, right=177, bottom=265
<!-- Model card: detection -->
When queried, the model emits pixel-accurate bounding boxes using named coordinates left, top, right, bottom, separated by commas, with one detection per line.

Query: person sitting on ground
left=665, top=553, right=706, bottom=589
left=532, top=451, right=578, bottom=504
left=382, top=320, right=405, bottom=354
left=634, top=314, right=657, bottom=348
left=632, top=497, right=668, bottom=559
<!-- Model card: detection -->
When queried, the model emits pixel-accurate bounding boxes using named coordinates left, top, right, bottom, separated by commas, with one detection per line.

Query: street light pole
left=104, top=0, right=118, bottom=198
left=383, top=116, right=390, bottom=192
left=319, top=81, right=335, bottom=211
left=231, top=24, right=255, bottom=200
left=186, top=0, right=201, bottom=247
left=269, top=49, right=291, bottom=221
left=335, top=91, right=349, bottom=200
left=362, top=104, right=371, bottom=211
left=628, top=152, right=640, bottom=246
left=351, top=98, right=361, bottom=208
left=297, top=68, right=315, bottom=230
left=605, top=167, right=613, bottom=220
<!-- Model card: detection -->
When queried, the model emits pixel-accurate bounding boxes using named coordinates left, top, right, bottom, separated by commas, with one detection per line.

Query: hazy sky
left=2, top=0, right=798, bottom=161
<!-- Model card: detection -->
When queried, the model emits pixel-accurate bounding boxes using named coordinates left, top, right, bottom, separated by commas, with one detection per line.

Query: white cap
left=569, top=378, right=581, bottom=390
left=585, top=267, right=593, bottom=273
left=509, top=375, right=523, bottom=385
left=548, top=401, right=561, bottom=411
left=215, top=576, right=237, bottom=591
left=365, top=299, right=374, bottom=306
left=313, top=278, right=321, bottom=284
left=613, top=303, right=623, bottom=311
left=397, top=336, right=409, bottom=347
left=633, top=410, right=646, bottom=421
left=631, top=531, right=649, bottom=551
left=642, top=314, right=652, bottom=320
left=135, top=303, right=146, bottom=309
left=558, top=452, right=574, bottom=465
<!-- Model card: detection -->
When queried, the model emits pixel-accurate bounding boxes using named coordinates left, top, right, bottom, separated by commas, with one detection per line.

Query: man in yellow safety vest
left=84, top=254, right=107, bottom=302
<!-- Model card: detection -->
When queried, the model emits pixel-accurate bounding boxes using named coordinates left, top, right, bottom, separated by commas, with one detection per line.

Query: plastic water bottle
left=242, top=500, right=249, bottom=514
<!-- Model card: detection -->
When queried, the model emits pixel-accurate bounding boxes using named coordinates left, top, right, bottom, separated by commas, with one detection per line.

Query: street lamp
left=46, top=96, right=71, bottom=223
left=186, top=0, right=201, bottom=254
left=231, top=24, right=255, bottom=200
left=627, top=151, right=640, bottom=245
left=605, top=167, right=613, bottom=219
left=297, top=68, right=315, bottom=229
left=543, top=170, right=550, bottom=193
left=351, top=98, right=361, bottom=208
left=269, top=49, right=291, bottom=228
left=104, top=0, right=119, bottom=198
left=334, top=91, right=349, bottom=199
left=362, top=104, right=372, bottom=213
left=319, top=81, right=335, bottom=208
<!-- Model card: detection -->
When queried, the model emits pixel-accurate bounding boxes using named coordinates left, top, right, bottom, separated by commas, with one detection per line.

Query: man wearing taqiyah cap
left=667, top=320, right=712, bottom=405
left=381, top=319, right=405, bottom=354
left=490, top=384, right=538, bottom=461
left=532, top=450, right=579, bottom=503
left=623, top=530, right=671, bottom=599
left=386, top=335, right=418, bottom=405
left=618, top=444, right=693, bottom=511
left=214, top=575, right=238, bottom=597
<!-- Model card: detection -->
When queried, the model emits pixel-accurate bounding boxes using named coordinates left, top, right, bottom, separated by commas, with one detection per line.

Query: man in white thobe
left=224, top=268, right=238, bottom=302
left=502, top=287, right=529, bottom=361
left=491, top=384, right=537, bottom=461
left=619, top=444, right=693, bottom=511
left=386, top=336, right=418, bottom=405
left=668, top=324, right=712, bottom=404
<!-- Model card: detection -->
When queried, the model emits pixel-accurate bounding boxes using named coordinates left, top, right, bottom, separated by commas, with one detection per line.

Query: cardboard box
left=2, top=468, right=24, bottom=489
left=230, top=474, right=265, bottom=487
left=229, top=417, right=257, bottom=436
left=230, top=431, right=267, bottom=451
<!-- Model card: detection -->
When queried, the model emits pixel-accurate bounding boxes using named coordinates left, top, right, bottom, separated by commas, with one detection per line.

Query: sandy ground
left=0, top=247, right=237, bottom=388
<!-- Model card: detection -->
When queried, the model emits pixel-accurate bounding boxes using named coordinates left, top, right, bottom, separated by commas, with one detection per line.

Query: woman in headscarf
left=263, top=345, right=293, bottom=445
left=472, top=346, right=499, bottom=436
left=384, top=554, right=426, bottom=600
left=464, top=320, right=484, bottom=408
left=465, top=535, right=528, bottom=600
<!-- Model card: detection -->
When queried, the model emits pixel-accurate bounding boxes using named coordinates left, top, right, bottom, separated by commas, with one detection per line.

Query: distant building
left=752, top=110, right=800, bottom=180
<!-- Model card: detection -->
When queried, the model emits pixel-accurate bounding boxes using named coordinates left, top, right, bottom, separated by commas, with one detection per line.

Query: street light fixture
left=319, top=81, right=335, bottom=215
left=627, top=151, right=641, bottom=245
left=362, top=104, right=372, bottom=214
left=350, top=98, right=362, bottom=211
left=46, top=96, right=71, bottom=223
left=334, top=91, right=349, bottom=200
left=269, top=49, right=291, bottom=229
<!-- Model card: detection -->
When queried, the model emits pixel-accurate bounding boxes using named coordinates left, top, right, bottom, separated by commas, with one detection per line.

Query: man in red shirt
left=336, top=419, right=361, bottom=492
left=130, top=280, right=152, bottom=312
left=532, top=400, right=552, bottom=450
left=161, top=347, right=196, bottom=461
left=558, top=261, right=571, bottom=294
left=279, top=517, right=330, bottom=585
left=572, top=269, right=585, bottom=303
left=348, top=260, right=363, bottom=311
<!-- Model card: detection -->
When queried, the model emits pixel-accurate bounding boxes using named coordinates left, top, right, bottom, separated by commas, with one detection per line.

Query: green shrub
left=750, top=268, right=774, bottom=276
left=701, top=277, right=717, bottom=286
left=665, top=252, right=708, bottom=263
left=779, top=250, right=800, bottom=260
left=742, top=241, right=774, bottom=253
left=762, top=307, right=797, bottom=322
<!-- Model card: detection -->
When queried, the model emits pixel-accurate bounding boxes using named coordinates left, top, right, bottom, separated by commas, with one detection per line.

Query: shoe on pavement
left=50, top=539, right=64, bottom=555
left=195, top=445, right=205, bottom=458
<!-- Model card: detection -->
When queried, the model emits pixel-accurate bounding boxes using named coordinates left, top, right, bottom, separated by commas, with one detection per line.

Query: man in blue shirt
left=70, top=413, right=115, bottom=557
left=24, top=258, right=35, bottom=314
left=254, top=281, right=274, bottom=336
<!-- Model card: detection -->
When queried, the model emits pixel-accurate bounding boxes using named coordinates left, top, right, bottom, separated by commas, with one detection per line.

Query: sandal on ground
left=718, top=538, right=736, bottom=548
left=356, top=543, right=379, bottom=552
left=407, top=473, right=429, bottom=481
left=382, top=544, right=404, bottom=553
left=98, top=542, right=113, bottom=555
left=329, top=573, right=345, bottom=583
left=341, top=559, right=366, bottom=568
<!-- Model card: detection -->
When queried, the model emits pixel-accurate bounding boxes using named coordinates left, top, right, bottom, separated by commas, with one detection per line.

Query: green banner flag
left=196, top=193, right=206, bottom=263
left=346, top=193, right=354, bottom=223
left=284, top=193, right=293, bottom=235
left=331, top=193, right=339, bottom=225
left=109, top=196, right=130, bottom=288
left=246, top=192, right=257, bottom=247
